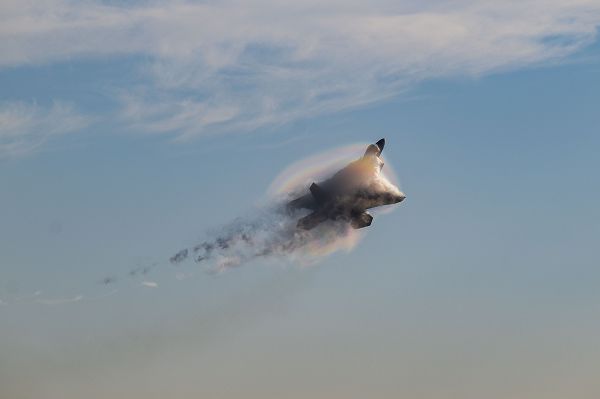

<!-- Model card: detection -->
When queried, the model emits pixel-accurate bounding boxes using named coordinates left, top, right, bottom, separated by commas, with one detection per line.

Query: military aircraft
left=288, top=138, right=405, bottom=230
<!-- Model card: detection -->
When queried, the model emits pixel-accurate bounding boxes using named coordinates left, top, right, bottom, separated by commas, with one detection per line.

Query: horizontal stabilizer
left=287, top=193, right=315, bottom=211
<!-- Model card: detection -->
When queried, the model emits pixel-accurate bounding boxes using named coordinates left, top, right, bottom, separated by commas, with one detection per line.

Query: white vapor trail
left=170, top=204, right=359, bottom=273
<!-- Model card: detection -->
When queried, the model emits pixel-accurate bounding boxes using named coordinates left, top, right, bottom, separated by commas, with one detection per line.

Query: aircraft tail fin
left=363, top=138, right=385, bottom=157
left=309, top=182, right=330, bottom=204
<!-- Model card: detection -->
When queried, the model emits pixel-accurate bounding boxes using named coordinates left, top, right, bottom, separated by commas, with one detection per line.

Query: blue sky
left=1, top=1, right=600, bottom=398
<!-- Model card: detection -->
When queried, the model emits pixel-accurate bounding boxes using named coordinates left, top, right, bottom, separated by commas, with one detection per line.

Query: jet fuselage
left=287, top=138, right=405, bottom=229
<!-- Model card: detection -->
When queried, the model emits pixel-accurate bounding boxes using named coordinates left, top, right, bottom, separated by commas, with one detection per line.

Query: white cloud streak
left=0, top=102, right=89, bottom=158
left=35, top=295, right=83, bottom=306
left=1, top=0, right=599, bottom=139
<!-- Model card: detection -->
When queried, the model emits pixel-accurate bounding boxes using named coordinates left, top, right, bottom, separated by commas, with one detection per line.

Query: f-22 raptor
left=288, top=138, right=405, bottom=230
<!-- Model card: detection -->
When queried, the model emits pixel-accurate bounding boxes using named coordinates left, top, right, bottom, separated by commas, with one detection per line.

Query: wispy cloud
left=1, top=0, right=599, bottom=138
left=140, top=281, right=158, bottom=288
left=35, top=295, right=83, bottom=306
left=0, top=101, right=89, bottom=158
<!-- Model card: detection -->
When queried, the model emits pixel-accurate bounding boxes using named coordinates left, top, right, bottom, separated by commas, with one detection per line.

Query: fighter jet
left=288, top=138, right=405, bottom=230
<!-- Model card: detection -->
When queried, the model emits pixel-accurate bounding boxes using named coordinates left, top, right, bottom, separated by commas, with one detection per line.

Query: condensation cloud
left=170, top=205, right=359, bottom=273
left=170, top=143, right=402, bottom=273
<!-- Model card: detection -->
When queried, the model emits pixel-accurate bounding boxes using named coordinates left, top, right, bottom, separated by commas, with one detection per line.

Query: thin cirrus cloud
left=1, top=0, right=599, bottom=145
left=0, top=101, right=90, bottom=158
